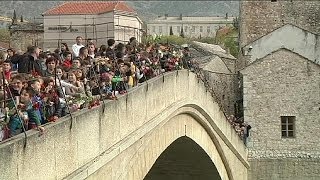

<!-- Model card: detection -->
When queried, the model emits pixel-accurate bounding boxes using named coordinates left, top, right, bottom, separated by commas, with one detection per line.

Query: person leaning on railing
left=1, top=37, right=235, bottom=143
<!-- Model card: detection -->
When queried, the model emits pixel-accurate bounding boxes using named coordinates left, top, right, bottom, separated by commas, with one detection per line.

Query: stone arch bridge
left=0, top=70, right=249, bottom=180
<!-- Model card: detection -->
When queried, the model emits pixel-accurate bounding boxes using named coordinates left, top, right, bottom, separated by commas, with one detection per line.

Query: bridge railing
left=0, top=70, right=248, bottom=180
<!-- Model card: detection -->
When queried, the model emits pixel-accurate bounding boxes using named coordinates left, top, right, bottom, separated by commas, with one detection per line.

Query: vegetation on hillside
left=0, top=29, right=10, bottom=42
left=0, top=1, right=239, bottom=22
left=214, top=27, right=239, bottom=58
left=142, top=35, right=191, bottom=46
left=142, top=26, right=239, bottom=58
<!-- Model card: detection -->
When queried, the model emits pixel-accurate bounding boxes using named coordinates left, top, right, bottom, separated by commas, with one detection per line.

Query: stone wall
left=239, top=1, right=320, bottom=47
left=191, top=42, right=238, bottom=117
left=10, top=31, right=44, bottom=51
left=241, top=49, right=320, bottom=180
left=249, top=159, right=320, bottom=180
left=203, top=71, right=236, bottom=117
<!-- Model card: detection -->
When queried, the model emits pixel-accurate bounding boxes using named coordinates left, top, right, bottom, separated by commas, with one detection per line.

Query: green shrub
left=142, top=35, right=190, bottom=46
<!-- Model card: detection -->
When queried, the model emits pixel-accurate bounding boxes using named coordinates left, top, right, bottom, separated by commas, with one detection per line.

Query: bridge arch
left=119, top=110, right=232, bottom=180
left=84, top=102, right=248, bottom=180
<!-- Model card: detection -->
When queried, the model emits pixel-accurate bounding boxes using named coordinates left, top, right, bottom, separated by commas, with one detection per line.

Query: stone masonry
left=237, top=1, right=320, bottom=71
left=241, top=48, right=320, bottom=180
left=191, top=42, right=238, bottom=117
left=9, top=22, right=44, bottom=51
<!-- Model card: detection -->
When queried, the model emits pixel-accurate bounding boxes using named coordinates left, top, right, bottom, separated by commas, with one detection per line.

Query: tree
left=224, top=37, right=239, bottom=58
left=233, top=17, right=239, bottom=30
left=169, top=26, right=173, bottom=35
left=12, top=9, right=17, bottom=24
left=180, top=27, right=185, bottom=38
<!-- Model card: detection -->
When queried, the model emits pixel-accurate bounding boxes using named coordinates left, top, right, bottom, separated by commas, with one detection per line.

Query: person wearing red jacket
left=1, top=60, right=12, bottom=80
left=61, top=51, right=73, bottom=70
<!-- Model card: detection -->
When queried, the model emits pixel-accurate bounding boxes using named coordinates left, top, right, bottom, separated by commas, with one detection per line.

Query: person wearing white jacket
left=72, top=36, right=84, bottom=57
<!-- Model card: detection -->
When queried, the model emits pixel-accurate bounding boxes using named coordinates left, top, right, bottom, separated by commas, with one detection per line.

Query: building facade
left=239, top=0, right=320, bottom=49
left=147, top=14, right=235, bottom=38
left=241, top=48, right=320, bottom=180
left=43, top=1, right=143, bottom=50
left=238, top=1, right=320, bottom=179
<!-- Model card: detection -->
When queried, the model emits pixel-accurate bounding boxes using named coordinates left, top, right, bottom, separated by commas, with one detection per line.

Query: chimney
left=226, top=13, right=228, bottom=19
left=180, top=13, right=183, bottom=20
left=165, top=14, right=168, bottom=19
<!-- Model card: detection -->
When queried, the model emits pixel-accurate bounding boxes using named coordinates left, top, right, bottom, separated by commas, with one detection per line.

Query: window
left=184, top=26, right=188, bottom=32
left=177, top=26, right=180, bottom=33
left=207, top=26, right=210, bottom=33
left=271, top=0, right=277, bottom=2
left=192, top=26, right=196, bottom=33
left=200, top=26, right=203, bottom=32
left=159, top=26, right=162, bottom=33
left=152, top=26, right=156, bottom=33
left=281, top=116, right=295, bottom=138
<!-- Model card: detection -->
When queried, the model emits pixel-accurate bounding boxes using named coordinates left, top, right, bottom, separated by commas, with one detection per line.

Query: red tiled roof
left=43, top=1, right=135, bottom=15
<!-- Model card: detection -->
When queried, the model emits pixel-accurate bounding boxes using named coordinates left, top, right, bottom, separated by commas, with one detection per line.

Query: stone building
left=238, top=1, right=320, bottom=179
left=242, top=24, right=320, bottom=67
left=9, top=22, right=44, bottom=52
left=238, top=1, right=320, bottom=70
left=147, top=14, right=235, bottom=38
left=42, top=1, right=143, bottom=50
left=241, top=48, right=320, bottom=180
left=239, top=0, right=320, bottom=49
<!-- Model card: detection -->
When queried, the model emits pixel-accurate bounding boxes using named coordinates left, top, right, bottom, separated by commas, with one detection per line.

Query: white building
left=147, top=14, right=235, bottom=38
left=42, top=1, right=143, bottom=50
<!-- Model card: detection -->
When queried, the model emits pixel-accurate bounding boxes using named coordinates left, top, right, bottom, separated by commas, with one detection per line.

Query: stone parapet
left=0, top=70, right=248, bottom=180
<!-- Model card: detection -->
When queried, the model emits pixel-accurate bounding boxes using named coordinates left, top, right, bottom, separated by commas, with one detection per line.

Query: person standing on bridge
left=72, top=36, right=85, bottom=57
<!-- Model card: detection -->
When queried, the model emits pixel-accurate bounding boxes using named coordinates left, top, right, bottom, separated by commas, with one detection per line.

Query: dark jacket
left=11, top=54, right=44, bottom=76
left=105, top=47, right=115, bottom=59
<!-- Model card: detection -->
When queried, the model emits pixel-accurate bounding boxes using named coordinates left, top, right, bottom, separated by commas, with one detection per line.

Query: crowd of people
left=226, top=115, right=251, bottom=144
left=0, top=36, right=249, bottom=144
left=0, top=36, right=191, bottom=141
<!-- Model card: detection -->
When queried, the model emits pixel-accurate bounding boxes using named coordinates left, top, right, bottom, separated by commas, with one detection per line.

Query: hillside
left=0, top=1, right=239, bottom=23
